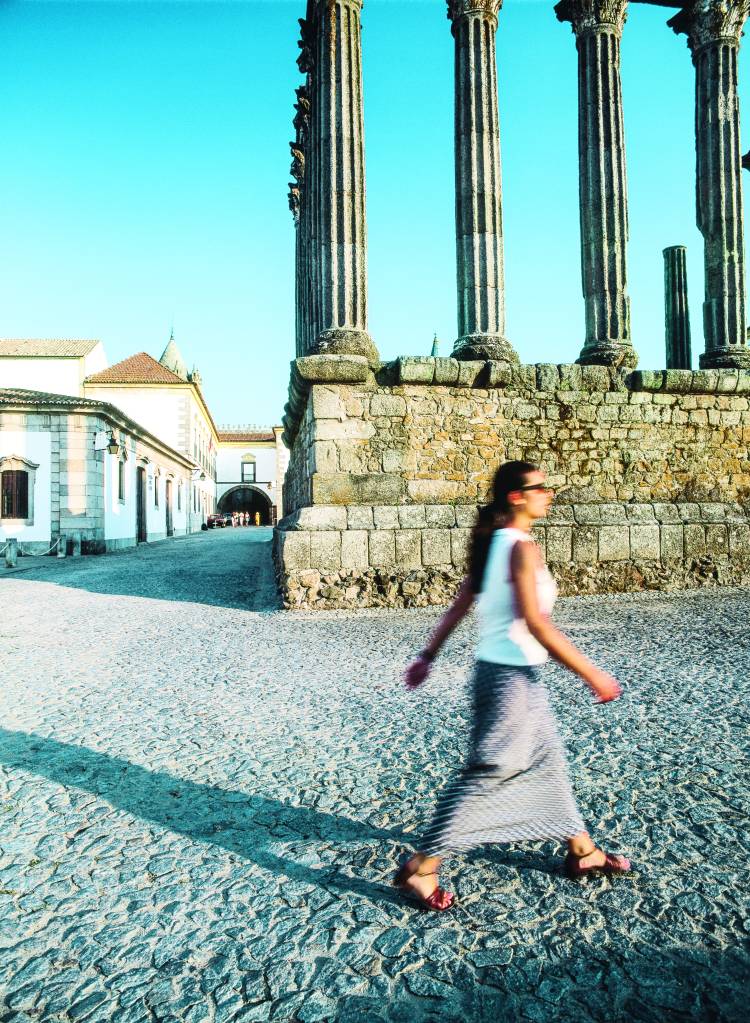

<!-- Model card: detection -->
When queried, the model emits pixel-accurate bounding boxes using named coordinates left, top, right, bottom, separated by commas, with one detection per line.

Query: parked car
left=206, top=513, right=226, bottom=528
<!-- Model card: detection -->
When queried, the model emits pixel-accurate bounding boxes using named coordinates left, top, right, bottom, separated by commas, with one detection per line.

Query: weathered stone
left=312, top=441, right=338, bottom=474
left=684, top=523, right=706, bottom=558
left=422, top=529, right=452, bottom=566
left=455, top=505, right=478, bottom=528
left=425, top=505, right=456, bottom=527
left=398, top=357, right=435, bottom=384
left=407, top=480, right=462, bottom=503
left=347, top=506, right=374, bottom=530
left=277, top=530, right=311, bottom=571
left=398, top=505, right=427, bottom=529
left=373, top=505, right=399, bottom=529
left=653, top=503, right=682, bottom=524
left=599, top=503, right=627, bottom=524
left=630, top=524, right=660, bottom=560
left=433, top=358, right=460, bottom=385
left=382, top=449, right=407, bottom=473
left=661, top=525, right=684, bottom=562
left=341, top=530, right=369, bottom=570
left=450, top=528, right=472, bottom=569
left=572, top=525, right=597, bottom=564
left=315, top=419, right=375, bottom=442
left=705, top=524, right=729, bottom=557
left=485, top=361, right=513, bottom=388
left=599, top=526, right=630, bottom=562
left=456, top=360, right=485, bottom=387
left=312, top=473, right=404, bottom=505
left=677, top=503, right=701, bottom=523
left=289, top=506, right=347, bottom=531
left=368, top=530, right=396, bottom=567
left=626, top=504, right=656, bottom=523
left=311, top=387, right=346, bottom=420
left=370, top=394, right=407, bottom=418
left=546, top=505, right=575, bottom=523
left=395, top=530, right=422, bottom=570
left=309, top=531, right=341, bottom=570
left=546, top=526, right=573, bottom=562
left=296, top=355, right=371, bottom=383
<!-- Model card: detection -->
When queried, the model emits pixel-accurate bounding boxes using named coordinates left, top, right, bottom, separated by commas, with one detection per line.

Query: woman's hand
left=404, top=655, right=432, bottom=690
left=587, top=670, right=622, bottom=704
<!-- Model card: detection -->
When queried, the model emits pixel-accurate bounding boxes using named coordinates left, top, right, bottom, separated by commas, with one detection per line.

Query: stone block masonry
left=274, top=355, right=750, bottom=609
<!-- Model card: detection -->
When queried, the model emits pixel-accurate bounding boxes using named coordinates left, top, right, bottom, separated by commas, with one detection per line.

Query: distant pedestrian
left=396, top=461, right=631, bottom=911
left=244, top=512, right=250, bottom=526
left=254, top=511, right=261, bottom=527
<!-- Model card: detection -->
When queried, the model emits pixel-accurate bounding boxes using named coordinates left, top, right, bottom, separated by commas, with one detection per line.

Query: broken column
left=670, top=0, right=750, bottom=368
left=556, top=0, right=637, bottom=369
left=664, top=245, right=692, bottom=370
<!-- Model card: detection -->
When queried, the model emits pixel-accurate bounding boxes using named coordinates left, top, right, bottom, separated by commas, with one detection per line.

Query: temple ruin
left=276, top=0, right=750, bottom=609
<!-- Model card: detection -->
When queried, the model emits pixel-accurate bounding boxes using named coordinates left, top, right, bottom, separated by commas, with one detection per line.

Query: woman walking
left=396, top=461, right=631, bottom=911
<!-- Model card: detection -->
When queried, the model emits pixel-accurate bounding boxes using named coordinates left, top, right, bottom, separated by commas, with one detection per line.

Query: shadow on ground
left=0, top=529, right=282, bottom=612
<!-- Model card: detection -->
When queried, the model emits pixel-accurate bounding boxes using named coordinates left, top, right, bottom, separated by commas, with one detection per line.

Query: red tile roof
left=0, top=339, right=100, bottom=357
left=85, top=352, right=184, bottom=385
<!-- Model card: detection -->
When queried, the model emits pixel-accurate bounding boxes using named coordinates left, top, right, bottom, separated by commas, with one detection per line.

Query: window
left=154, top=474, right=159, bottom=508
left=242, top=455, right=256, bottom=483
left=118, top=460, right=125, bottom=501
left=1, top=471, right=28, bottom=519
left=0, top=456, right=38, bottom=525
left=177, top=482, right=182, bottom=511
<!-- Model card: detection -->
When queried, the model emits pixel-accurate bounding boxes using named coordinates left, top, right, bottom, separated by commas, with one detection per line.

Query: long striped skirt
left=420, top=660, right=586, bottom=857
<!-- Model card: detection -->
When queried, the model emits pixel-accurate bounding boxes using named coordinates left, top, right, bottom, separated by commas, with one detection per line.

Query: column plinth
left=663, top=245, right=692, bottom=370
left=448, top=1, right=518, bottom=364
left=670, top=0, right=750, bottom=370
left=556, top=0, right=637, bottom=369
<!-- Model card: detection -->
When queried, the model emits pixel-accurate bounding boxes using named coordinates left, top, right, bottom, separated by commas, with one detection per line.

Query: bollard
left=57, top=534, right=66, bottom=558
left=70, top=532, right=81, bottom=558
left=6, top=538, right=18, bottom=568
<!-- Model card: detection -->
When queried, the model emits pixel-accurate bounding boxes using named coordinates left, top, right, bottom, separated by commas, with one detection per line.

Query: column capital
left=288, top=185, right=301, bottom=224
left=555, top=0, right=628, bottom=37
left=669, top=0, right=750, bottom=56
left=447, top=1, right=502, bottom=25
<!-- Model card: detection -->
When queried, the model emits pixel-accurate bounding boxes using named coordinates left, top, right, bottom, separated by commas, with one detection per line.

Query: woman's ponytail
left=468, top=460, right=537, bottom=594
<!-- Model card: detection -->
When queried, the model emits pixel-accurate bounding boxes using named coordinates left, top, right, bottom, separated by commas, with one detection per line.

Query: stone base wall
left=275, top=356, right=750, bottom=609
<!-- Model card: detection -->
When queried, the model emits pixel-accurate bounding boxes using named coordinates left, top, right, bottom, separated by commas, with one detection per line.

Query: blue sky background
left=0, top=0, right=748, bottom=426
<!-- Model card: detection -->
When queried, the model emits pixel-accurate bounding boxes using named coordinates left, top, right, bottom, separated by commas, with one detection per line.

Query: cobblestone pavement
left=1, top=528, right=748, bottom=1023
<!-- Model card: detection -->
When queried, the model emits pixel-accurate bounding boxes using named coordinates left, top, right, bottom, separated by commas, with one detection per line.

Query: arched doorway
left=218, top=485, right=274, bottom=524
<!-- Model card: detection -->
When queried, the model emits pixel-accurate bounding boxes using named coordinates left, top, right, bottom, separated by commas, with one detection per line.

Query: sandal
left=564, top=847, right=631, bottom=880
left=393, top=859, right=455, bottom=912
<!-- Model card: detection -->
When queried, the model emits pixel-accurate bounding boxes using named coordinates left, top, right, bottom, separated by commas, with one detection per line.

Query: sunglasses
left=519, top=483, right=553, bottom=493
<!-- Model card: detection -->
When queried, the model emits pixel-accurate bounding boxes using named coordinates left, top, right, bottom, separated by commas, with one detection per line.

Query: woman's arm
left=510, top=540, right=620, bottom=702
left=404, top=578, right=475, bottom=689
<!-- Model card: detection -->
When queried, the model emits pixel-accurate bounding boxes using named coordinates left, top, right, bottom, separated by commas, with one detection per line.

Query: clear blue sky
left=1, top=0, right=748, bottom=426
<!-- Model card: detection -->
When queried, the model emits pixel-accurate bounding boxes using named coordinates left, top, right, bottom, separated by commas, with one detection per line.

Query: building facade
left=215, top=427, right=288, bottom=524
left=0, top=339, right=107, bottom=397
left=0, top=388, right=194, bottom=554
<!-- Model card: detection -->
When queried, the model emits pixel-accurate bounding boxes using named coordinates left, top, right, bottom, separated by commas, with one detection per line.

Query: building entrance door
left=136, top=467, right=147, bottom=543
left=165, top=479, right=173, bottom=537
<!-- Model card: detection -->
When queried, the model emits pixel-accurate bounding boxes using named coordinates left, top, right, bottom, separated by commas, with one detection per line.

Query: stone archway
left=218, top=485, right=274, bottom=525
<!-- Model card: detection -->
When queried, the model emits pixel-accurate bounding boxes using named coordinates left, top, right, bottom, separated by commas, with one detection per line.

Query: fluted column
left=304, top=0, right=377, bottom=363
left=664, top=246, right=692, bottom=370
left=556, top=0, right=637, bottom=368
left=670, top=0, right=750, bottom=368
left=447, top=1, right=517, bottom=363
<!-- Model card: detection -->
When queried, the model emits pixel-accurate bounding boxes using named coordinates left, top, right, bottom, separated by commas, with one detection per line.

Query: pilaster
left=670, top=0, right=750, bottom=369
left=556, top=0, right=637, bottom=369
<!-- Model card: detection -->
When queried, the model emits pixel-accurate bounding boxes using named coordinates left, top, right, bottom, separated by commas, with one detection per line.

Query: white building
left=84, top=337, right=218, bottom=530
left=216, top=427, right=289, bottom=524
left=0, top=387, right=194, bottom=553
left=0, top=339, right=107, bottom=396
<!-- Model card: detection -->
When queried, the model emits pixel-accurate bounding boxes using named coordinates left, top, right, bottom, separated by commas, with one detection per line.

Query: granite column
left=556, top=0, right=637, bottom=368
left=670, top=0, right=750, bottom=368
left=664, top=245, right=692, bottom=370
left=448, top=1, right=517, bottom=363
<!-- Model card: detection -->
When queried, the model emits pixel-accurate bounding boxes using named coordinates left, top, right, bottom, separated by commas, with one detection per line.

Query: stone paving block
left=422, top=529, right=451, bottom=566
left=661, top=525, right=684, bottom=561
left=395, top=530, right=422, bottom=570
left=599, top=526, right=630, bottom=561
left=630, top=524, right=660, bottom=560
left=368, top=530, right=396, bottom=567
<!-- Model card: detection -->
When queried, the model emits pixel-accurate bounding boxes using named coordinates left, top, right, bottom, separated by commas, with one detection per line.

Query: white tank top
left=475, top=527, right=557, bottom=666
